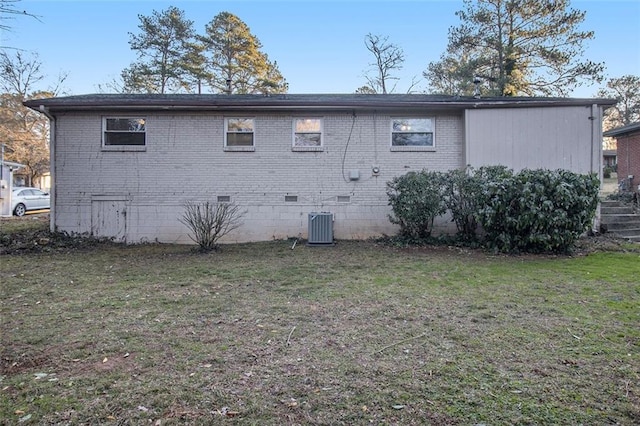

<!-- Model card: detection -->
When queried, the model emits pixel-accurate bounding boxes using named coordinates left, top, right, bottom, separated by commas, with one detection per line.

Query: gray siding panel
left=465, top=106, right=596, bottom=173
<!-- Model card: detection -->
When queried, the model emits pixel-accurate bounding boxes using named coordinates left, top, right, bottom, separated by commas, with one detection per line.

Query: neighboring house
left=12, top=170, right=50, bottom=192
left=603, top=150, right=617, bottom=169
left=24, top=94, right=615, bottom=243
left=603, top=122, right=640, bottom=192
left=0, top=159, right=26, bottom=217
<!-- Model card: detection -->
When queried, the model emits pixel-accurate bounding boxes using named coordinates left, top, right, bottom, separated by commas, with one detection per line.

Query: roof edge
left=603, top=122, right=640, bottom=137
left=23, top=93, right=618, bottom=113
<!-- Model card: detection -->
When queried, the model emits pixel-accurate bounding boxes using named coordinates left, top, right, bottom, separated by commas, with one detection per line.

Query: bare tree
left=597, top=74, right=640, bottom=151
left=0, top=0, right=40, bottom=35
left=0, top=51, right=66, bottom=186
left=598, top=75, right=640, bottom=129
left=362, top=33, right=405, bottom=94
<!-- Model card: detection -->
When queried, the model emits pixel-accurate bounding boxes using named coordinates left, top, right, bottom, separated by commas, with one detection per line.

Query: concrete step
left=601, top=206, right=635, bottom=215
left=615, top=234, right=640, bottom=243
left=600, top=201, right=640, bottom=242
left=600, top=214, right=640, bottom=225
left=602, top=222, right=640, bottom=231
left=610, top=227, right=640, bottom=237
left=600, top=200, right=626, bottom=207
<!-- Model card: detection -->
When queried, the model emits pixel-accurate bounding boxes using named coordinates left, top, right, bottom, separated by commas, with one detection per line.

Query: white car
left=11, top=187, right=50, bottom=216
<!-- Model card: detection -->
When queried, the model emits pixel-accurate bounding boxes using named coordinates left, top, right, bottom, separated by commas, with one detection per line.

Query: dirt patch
left=1, top=346, right=53, bottom=374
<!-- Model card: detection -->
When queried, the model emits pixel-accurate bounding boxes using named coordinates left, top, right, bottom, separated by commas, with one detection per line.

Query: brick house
left=603, top=122, right=640, bottom=192
left=24, top=94, right=615, bottom=243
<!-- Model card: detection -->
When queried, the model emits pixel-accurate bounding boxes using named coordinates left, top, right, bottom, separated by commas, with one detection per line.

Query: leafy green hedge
left=387, top=167, right=600, bottom=253
left=386, top=171, right=446, bottom=241
left=475, top=168, right=600, bottom=253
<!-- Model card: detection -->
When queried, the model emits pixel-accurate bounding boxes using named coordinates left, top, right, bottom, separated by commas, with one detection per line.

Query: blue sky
left=2, top=0, right=639, bottom=97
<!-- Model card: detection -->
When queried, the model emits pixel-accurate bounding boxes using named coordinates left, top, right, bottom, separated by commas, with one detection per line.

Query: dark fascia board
left=24, top=93, right=618, bottom=113
left=603, top=122, right=640, bottom=137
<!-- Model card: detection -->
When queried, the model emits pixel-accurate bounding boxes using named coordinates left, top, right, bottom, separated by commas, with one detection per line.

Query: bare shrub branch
left=179, top=201, right=245, bottom=251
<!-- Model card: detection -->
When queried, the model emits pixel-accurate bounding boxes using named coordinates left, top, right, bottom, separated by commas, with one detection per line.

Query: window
left=225, top=118, right=254, bottom=150
left=391, top=118, right=434, bottom=150
left=293, top=118, right=323, bottom=151
left=103, top=118, right=146, bottom=147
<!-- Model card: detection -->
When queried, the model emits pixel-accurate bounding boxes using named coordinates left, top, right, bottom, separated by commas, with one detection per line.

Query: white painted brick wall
left=52, top=111, right=464, bottom=243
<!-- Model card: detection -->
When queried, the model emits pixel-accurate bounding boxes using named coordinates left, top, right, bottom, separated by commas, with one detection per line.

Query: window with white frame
left=293, top=118, right=323, bottom=150
left=103, top=117, right=146, bottom=146
left=225, top=118, right=255, bottom=148
left=391, top=118, right=434, bottom=149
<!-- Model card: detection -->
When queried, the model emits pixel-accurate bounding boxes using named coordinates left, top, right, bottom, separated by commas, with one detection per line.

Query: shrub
left=442, top=168, right=482, bottom=241
left=475, top=169, right=600, bottom=253
left=179, top=201, right=246, bottom=251
left=387, top=170, right=447, bottom=241
left=386, top=166, right=600, bottom=253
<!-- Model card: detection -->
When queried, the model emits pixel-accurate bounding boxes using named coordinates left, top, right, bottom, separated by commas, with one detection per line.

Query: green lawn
left=1, top=219, right=639, bottom=425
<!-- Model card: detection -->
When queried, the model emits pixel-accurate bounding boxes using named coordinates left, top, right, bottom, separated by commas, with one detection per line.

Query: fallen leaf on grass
left=137, top=405, right=149, bottom=412
left=217, top=407, right=240, bottom=417
left=281, top=398, right=298, bottom=407
left=18, top=414, right=32, bottom=423
left=562, top=359, right=579, bottom=367
left=15, top=410, right=25, bottom=415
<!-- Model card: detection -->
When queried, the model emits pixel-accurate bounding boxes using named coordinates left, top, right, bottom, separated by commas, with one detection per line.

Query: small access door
left=91, top=198, right=127, bottom=242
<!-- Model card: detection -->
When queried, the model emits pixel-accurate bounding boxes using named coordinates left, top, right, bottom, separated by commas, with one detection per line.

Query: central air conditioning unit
left=307, top=212, right=334, bottom=246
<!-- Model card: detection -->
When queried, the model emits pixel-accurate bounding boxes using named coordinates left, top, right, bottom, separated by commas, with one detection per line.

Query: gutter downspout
left=39, top=105, right=56, bottom=233
left=591, top=103, right=602, bottom=232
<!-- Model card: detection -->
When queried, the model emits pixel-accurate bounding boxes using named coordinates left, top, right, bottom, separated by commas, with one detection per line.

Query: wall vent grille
left=307, top=212, right=334, bottom=246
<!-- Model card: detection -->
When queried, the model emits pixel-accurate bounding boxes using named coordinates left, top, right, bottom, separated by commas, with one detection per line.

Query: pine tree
left=199, top=12, right=287, bottom=94
left=425, top=0, right=604, bottom=97
left=122, top=6, right=197, bottom=93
